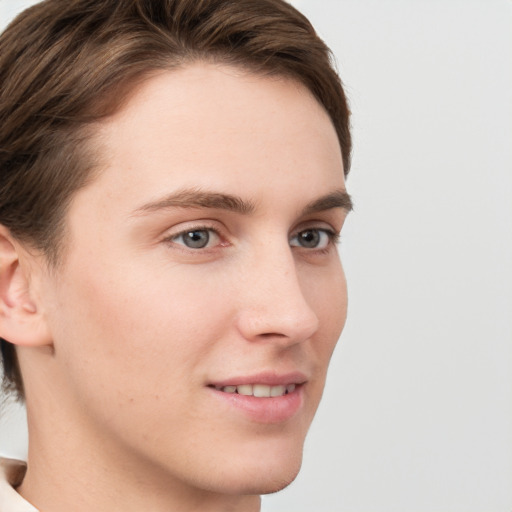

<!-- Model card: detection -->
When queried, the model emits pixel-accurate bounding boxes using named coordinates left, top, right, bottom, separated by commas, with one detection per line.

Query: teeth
left=237, top=384, right=253, bottom=396
left=270, top=385, right=286, bottom=397
left=253, top=384, right=270, bottom=397
left=217, top=383, right=296, bottom=397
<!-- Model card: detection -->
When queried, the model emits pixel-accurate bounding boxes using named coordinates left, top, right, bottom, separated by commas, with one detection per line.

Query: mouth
left=209, top=383, right=297, bottom=397
left=206, top=373, right=307, bottom=423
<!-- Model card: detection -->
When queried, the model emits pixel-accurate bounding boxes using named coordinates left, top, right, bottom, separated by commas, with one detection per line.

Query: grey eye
left=298, top=230, right=320, bottom=248
left=290, top=229, right=331, bottom=249
left=169, top=227, right=222, bottom=250
left=180, top=229, right=211, bottom=249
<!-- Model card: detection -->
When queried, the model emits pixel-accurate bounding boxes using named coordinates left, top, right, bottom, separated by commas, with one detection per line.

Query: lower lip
left=208, top=385, right=304, bottom=424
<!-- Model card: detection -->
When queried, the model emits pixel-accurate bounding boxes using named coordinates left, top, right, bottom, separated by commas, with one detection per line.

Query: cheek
left=331, top=264, right=348, bottom=340
left=308, top=262, right=348, bottom=375
left=307, top=258, right=347, bottom=343
left=44, top=259, right=233, bottom=450
left=49, top=258, right=228, bottom=382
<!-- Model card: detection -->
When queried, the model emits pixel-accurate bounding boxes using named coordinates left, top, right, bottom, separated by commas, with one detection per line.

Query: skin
left=12, top=62, right=350, bottom=512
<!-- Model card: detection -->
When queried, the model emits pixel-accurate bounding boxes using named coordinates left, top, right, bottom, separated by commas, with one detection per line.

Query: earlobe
left=0, top=226, right=52, bottom=347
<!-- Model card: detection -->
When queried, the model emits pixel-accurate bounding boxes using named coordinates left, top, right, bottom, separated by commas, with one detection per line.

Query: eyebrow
left=301, top=189, right=353, bottom=216
left=133, top=188, right=255, bottom=215
left=132, top=187, right=352, bottom=216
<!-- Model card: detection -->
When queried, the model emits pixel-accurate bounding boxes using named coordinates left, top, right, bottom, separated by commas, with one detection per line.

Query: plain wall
left=1, top=1, right=511, bottom=511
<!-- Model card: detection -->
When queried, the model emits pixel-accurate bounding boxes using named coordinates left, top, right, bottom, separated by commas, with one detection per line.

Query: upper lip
left=208, top=371, right=308, bottom=388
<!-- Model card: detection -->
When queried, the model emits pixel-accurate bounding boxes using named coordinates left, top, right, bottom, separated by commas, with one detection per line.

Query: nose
left=235, top=246, right=320, bottom=346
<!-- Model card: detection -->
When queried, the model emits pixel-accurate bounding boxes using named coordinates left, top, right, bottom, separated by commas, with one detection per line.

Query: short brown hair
left=0, top=0, right=352, bottom=399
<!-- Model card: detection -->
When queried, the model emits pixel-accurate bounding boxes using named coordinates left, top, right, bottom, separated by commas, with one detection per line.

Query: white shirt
left=0, top=458, right=38, bottom=512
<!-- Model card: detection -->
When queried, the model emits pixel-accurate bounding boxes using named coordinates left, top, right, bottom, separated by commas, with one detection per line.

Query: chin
left=222, top=470, right=302, bottom=496
left=211, top=447, right=304, bottom=496
left=249, top=469, right=302, bottom=496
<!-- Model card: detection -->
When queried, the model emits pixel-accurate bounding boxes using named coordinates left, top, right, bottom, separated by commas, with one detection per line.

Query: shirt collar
left=0, top=458, right=39, bottom=512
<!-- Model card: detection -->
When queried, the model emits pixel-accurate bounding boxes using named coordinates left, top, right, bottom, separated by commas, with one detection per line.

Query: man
left=0, top=0, right=352, bottom=510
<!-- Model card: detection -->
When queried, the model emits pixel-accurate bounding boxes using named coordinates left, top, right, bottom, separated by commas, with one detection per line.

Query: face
left=38, top=63, right=350, bottom=496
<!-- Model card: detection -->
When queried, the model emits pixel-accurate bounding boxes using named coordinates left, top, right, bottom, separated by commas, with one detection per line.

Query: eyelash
left=163, top=224, right=340, bottom=253
left=163, top=223, right=224, bottom=252
left=289, top=228, right=339, bottom=252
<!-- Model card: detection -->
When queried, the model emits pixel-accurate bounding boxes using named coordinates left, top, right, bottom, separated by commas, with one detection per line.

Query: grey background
left=1, top=1, right=511, bottom=511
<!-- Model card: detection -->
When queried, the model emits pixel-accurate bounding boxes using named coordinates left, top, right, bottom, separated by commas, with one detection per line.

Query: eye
left=171, top=228, right=221, bottom=249
left=289, top=228, right=336, bottom=250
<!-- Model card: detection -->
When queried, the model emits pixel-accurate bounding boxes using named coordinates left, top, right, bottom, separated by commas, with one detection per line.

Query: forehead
left=76, top=62, right=345, bottom=221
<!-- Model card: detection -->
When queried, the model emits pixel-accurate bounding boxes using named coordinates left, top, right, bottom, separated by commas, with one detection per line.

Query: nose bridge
left=236, top=240, right=319, bottom=344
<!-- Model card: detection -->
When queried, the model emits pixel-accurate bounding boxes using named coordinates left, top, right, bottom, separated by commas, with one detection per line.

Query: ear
left=0, top=226, right=52, bottom=347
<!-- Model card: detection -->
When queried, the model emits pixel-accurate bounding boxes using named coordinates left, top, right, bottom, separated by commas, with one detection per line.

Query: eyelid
left=161, top=221, right=228, bottom=250
left=291, top=218, right=340, bottom=238
left=289, top=227, right=340, bottom=249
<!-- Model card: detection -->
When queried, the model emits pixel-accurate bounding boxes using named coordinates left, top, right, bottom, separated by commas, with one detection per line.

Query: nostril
left=258, top=332, right=288, bottom=339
